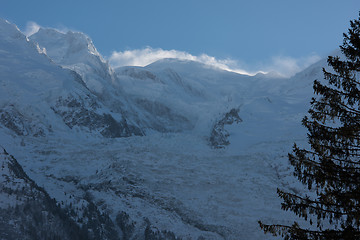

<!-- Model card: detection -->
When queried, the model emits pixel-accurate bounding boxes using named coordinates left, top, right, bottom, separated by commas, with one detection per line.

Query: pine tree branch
left=299, top=148, right=360, bottom=166
left=278, top=190, right=358, bottom=217
left=309, top=108, right=360, bottom=125
left=315, top=80, right=360, bottom=102
left=312, top=98, right=360, bottom=118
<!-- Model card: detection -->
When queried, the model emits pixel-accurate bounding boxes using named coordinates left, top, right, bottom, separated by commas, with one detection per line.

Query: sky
left=2, top=0, right=360, bottom=76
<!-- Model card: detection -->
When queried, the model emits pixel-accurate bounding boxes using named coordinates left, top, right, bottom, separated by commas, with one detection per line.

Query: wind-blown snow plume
left=23, top=21, right=77, bottom=38
left=265, top=54, right=321, bottom=77
left=109, top=47, right=253, bottom=75
left=24, top=21, right=41, bottom=37
left=109, top=47, right=321, bottom=77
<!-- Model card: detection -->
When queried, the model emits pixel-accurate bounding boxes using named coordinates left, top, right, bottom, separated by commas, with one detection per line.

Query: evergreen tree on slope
left=259, top=14, right=360, bottom=240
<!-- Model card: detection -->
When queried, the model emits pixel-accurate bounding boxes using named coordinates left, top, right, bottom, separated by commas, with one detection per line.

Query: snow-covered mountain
left=0, top=19, right=142, bottom=139
left=30, top=28, right=115, bottom=95
left=0, top=18, right=329, bottom=239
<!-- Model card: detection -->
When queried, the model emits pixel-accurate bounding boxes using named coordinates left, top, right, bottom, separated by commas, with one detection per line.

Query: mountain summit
left=30, top=28, right=114, bottom=95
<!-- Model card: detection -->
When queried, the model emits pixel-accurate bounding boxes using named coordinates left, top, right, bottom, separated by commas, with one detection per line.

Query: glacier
left=0, top=18, right=331, bottom=239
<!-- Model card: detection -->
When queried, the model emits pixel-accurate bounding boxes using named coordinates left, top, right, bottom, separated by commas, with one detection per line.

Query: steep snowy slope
left=0, top=19, right=78, bottom=137
left=0, top=147, right=123, bottom=240
left=0, top=147, right=87, bottom=239
left=0, top=19, right=141, bottom=139
left=30, top=28, right=159, bottom=134
left=30, top=28, right=114, bottom=95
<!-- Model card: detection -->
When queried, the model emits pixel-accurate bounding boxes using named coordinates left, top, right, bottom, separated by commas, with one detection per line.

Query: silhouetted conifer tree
left=259, top=13, right=360, bottom=240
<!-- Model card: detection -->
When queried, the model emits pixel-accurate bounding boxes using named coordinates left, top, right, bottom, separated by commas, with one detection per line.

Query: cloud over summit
left=109, top=47, right=321, bottom=77
left=267, top=55, right=321, bottom=77
left=109, top=47, right=253, bottom=75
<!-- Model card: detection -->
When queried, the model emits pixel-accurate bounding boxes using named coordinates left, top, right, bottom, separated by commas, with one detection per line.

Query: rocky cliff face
left=51, top=94, right=143, bottom=138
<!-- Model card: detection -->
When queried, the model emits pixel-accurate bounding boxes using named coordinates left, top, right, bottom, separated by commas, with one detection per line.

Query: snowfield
left=5, top=131, right=307, bottom=239
left=0, top=18, right=329, bottom=239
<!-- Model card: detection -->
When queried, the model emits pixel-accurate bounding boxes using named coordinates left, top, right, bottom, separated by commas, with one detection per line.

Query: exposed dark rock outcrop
left=135, top=98, right=193, bottom=133
left=210, top=108, right=242, bottom=148
left=52, top=94, right=143, bottom=137
left=0, top=105, right=49, bottom=137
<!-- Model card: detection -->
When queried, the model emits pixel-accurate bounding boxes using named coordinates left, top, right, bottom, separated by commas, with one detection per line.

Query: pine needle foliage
left=259, top=14, right=360, bottom=240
